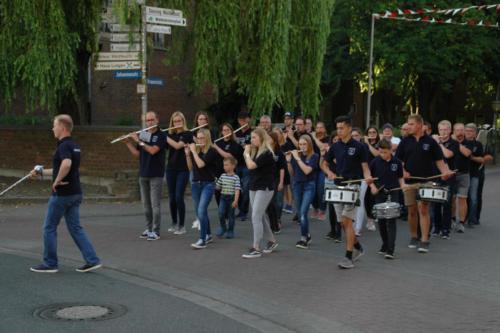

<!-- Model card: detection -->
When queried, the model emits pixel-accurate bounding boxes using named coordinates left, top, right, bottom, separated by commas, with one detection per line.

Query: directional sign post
left=146, top=24, right=171, bottom=34
left=97, top=52, right=140, bottom=61
left=146, top=15, right=186, bottom=26
left=110, top=33, right=141, bottom=43
left=95, top=61, right=141, bottom=71
left=111, top=43, right=141, bottom=52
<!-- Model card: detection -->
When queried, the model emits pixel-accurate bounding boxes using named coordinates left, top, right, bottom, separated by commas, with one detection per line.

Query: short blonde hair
left=54, top=114, right=73, bottom=132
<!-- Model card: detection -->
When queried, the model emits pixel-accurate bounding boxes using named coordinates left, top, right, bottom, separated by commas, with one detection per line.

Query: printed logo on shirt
left=422, top=143, right=430, bottom=151
left=390, top=163, right=398, bottom=172
left=73, top=148, right=81, bottom=153
left=473, top=146, right=477, bottom=153
left=347, top=147, right=356, bottom=156
left=152, top=135, right=158, bottom=143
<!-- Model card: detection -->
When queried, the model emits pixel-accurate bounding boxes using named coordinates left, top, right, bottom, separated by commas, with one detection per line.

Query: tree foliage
left=0, top=0, right=101, bottom=114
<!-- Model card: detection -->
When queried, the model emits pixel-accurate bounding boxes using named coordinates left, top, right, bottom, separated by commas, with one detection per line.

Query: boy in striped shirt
left=216, top=157, right=241, bottom=238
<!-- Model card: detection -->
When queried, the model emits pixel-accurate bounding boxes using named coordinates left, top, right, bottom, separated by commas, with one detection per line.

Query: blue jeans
left=274, top=189, right=284, bottom=220
left=467, top=176, right=480, bottom=224
left=43, top=194, right=100, bottom=268
left=237, top=166, right=250, bottom=215
left=293, top=181, right=316, bottom=237
left=166, top=169, right=190, bottom=227
left=218, top=194, right=235, bottom=232
left=191, top=181, right=215, bottom=241
left=312, top=171, right=326, bottom=212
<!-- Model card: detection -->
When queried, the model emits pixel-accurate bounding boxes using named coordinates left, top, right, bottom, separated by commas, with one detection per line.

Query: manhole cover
left=34, top=303, right=127, bottom=321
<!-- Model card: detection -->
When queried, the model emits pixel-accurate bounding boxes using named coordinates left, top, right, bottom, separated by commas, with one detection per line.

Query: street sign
left=114, top=70, right=142, bottom=79
left=145, top=6, right=183, bottom=18
left=95, top=61, right=141, bottom=71
left=146, top=15, right=187, bottom=27
left=137, top=84, right=146, bottom=94
left=98, top=52, right=140, bottom=61
left=147, top=77, right=164, bottom=86
left=110, top=24, right=140, bottom=32
left=110, top=33, right=141, bottom=42
left=111, top=43, right=141, bottom=52
left=146, top=24, right=171, bottom=34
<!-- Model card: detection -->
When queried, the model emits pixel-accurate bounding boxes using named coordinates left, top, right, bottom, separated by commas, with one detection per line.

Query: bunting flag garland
left=374, top=4, right=500, bottom=29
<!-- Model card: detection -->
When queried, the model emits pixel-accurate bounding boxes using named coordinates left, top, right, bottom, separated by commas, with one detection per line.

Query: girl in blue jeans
left=166, top=111, right=193, bottom=235
left=286, top=135, right=319, bottom=249
left=185, top=128, right=218, bottom=249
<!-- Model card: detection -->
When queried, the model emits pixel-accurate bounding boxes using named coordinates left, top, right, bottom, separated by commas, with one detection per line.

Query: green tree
left=0, top=0, right=101, bottom=122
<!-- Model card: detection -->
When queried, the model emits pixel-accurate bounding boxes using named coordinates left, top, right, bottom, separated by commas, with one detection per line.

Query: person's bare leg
left=342, top=217, right=355, bottom=251
left=418, top=201, right=430, bottom=242
left=407, top=205, right=418, bottom=238
left=458, top=197, right=468, bottom=222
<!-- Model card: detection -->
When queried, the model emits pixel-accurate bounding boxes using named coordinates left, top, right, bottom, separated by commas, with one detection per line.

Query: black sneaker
left=385, top=253, right=395, bottom=260
left=30, top=264, right=58, bottom=273
left=325, top=232, right=335, bottom=240
left=242, top=248, right=262, bottom=259
left=263, top=241, right=278, bottom=254
left=377, top=247, right=387, bottom=255
left=408, top=237, right=419, bottom=249
left=76, top=263, right=102, bottom=273
left=296, top=240, right=309, bottom=249
left=333, top=237, right=342, bottom=243
left=306, top=235, right=312, bottom=245
left=417, top=241, right=430, bottom=253
left=293, top=214, right=299, bottom=222
left=353, top=248, right=364, bottom=261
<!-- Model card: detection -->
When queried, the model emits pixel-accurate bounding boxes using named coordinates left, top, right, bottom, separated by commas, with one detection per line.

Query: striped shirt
left=216, top=173, right=241, bottom=195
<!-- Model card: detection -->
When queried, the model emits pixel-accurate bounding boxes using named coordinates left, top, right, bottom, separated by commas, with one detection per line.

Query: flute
left=213, top=123, right=249, bottom=143
left=110, top=125, right=158, bottom=144
left=190, top=123, right=208, bottom=132
left=160, top=125, right=183, bottom=132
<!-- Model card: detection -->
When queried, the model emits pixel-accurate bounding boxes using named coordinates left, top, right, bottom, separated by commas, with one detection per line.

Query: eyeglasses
left=173, top=119, right=183, bottom=123
left=146, top=119, right=156, bottom=122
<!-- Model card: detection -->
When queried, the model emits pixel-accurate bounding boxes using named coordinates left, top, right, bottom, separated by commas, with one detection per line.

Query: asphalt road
left=1, top=167, right=500, bottom=333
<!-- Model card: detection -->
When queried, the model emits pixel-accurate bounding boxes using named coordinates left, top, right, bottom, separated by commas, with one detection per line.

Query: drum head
left=364, top=190, right=375, bottom=219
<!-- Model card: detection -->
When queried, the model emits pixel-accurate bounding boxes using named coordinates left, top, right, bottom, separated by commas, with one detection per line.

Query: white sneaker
left=191, top=219, right=200, bottom=229
left=167, top=225, right=177, bottom=233
left=366, top=220, right=376, bottom=231
left=174, top=227, right=186, bottom=235
left=139, top=229, right=149, bottom=239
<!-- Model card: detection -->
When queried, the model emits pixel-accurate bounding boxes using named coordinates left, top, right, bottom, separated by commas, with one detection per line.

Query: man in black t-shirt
left=396, top=114, right=453, bottom=253
left=451, top=123, right=473, bottom=233
left=124, top=111, right=167, bottom=240
left=30, top=115, right=101, bottom=274
left=431, top=120, right=459, bottom=239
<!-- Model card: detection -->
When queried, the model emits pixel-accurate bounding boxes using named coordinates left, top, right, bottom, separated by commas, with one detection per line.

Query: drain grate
left=34, top=303, right=127, bottom=321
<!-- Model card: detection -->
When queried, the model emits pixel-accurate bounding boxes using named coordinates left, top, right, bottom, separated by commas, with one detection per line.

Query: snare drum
left=417, top=183, right=449, bottom=203
left=372, top=201, right=401, bottom=219
left=324, top=185, right=359, bottom=204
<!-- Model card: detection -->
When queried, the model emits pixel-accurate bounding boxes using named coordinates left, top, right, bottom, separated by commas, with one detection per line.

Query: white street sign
left=145, top=6, right=183, bottom=18
left=95, top=61, right=141, bottom=71
left=97, top=52, right=140, bottom=61
left=111, top=43, right=141, bottom=52
left=137, top=84, right=146, bottom=94
left=110, top=33, right=141, bottom=42
left=146, top=24, right=172, bottom=34
left=146, top=15, right=186, bottom=26
left=110, top=24, right=140, bottom=32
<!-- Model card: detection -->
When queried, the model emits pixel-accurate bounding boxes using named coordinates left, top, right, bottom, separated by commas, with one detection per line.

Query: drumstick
left=425, top=169, right=457, bottom=180
left=160, top=125, right=183, bottom=132
left=110, top=125, right=158, bottom=144
left=190, top=123, right=208, bottom=132
left=341, top=177, right=378, bottom=184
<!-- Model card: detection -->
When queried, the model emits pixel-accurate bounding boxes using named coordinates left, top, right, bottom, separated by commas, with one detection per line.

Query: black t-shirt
left=138, top=130, right=167, bottom=177
left=235, top=128, right=252, bottom=146
left=395, top=135, right=443, bottom=182
left=167, top=131, right=193, bottom=171
left=363, top=142, right=376, bottom=165
left=191, top=148, right=218, bottom=182
left=454, top=139, right=474, bottom=173
left=369, top=156, right=403, bottom=190
left=325, top=138, right=367, bottom=182
left=249, top=150, right=276, bottom=191
left=440, top=138, right=459, bottom=170
left=274, top=150, right=287, bottom=186
left=215, top=139, right=244, bottom=176
left=52, top=137, right=82, bottom=196
left=280, top=145, right=292, bottom=184
left=469, top=140, right=484, bottom=177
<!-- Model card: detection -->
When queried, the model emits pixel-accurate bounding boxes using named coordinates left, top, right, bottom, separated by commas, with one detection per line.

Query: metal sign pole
left=141, top=3, right=148, bottom=127
left=366, top=14, right=376, bottom=129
